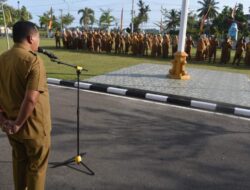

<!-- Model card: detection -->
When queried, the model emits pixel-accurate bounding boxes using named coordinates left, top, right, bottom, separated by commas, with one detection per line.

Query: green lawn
left=0, top=37, right=249, bottom=80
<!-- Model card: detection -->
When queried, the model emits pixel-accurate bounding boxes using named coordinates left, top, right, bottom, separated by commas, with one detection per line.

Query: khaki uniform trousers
left=8, top=134, right=51, bottom=190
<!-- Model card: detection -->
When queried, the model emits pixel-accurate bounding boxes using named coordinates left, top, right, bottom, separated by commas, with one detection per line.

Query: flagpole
left=168, top=0, right=190, bottom=80
left=160, top=6, right=163, bottom=33
left=120, top=8, right=123, bottom=32
left=131, top=0, right=134, bottom=33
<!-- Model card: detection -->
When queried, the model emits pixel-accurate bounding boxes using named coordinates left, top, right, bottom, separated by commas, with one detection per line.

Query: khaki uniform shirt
left=0, top=44, right=51, bottom=139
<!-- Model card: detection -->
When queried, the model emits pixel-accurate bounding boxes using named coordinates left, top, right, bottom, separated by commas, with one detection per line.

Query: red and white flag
left=48, top=7, right=53, bottom=30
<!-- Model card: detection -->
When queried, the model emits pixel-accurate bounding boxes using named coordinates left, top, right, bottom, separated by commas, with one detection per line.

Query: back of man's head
left=13, top=21, right=38, bottom=43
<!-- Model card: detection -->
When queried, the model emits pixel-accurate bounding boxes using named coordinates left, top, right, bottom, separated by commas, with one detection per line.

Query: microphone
left=37, top=47, right=58, bottom=59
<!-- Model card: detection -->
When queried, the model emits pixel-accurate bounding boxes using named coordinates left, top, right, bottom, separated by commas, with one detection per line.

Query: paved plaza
left=86, top=63, right=250, bottom=107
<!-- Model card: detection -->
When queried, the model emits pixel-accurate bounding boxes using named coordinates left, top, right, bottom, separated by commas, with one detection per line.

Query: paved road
left=1, top=85, right=250, bottom=190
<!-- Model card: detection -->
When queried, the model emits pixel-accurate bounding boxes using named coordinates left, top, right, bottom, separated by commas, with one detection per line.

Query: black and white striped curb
left=48, top=78, right=250, bottom=118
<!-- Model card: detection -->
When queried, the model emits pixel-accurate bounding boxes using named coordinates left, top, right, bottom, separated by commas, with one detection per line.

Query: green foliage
left=234, top=4, right=249, bottom=36
left=0, top=4, right=32, bottom=27
left=212, top=4, right=249, bottom=37
left=132, top=0, right=151, bottom=32
left=212, top=6, right=231, bottom=36
left=19, top=6, right=32, bottom=21
left=78, top=7, right=95, bottom=29
left=187, top=12, right=200, bottom=39
left=162, top=9, right=180, bottom=33
left=99, top=9, right=115, bottom=29
left=61, top=13, right=74, bottom=28
left=38, top=8, right=59, bottom=29
left=197, top=0, right=219, bottom=20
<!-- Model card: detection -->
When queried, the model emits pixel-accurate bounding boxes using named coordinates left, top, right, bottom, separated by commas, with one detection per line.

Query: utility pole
left=0, top=1, right=10, bottom=49
left=17, top=1, right=20, bottom=19
left=160, top=5, right=163, bottom=34
left=131, top=0, right=134, bottom=33
left=59, top=9, right=63, bottom=30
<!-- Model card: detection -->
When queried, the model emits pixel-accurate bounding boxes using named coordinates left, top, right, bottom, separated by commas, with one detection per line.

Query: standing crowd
left=54, top=28, right=250, bottom=66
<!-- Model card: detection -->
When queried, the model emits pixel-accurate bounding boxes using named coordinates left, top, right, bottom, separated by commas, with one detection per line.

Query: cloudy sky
left=5, top=0, right=250, bottom=28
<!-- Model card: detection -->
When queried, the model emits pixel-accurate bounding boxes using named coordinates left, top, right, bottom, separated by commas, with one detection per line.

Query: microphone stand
left=50, top=58, right=95, bottom=175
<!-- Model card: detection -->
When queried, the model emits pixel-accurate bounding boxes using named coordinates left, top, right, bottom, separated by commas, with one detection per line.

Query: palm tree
left=197, top=0, right=219, bottom=20
left=137, top=0, right=150, bottom=23
left=132, top=0, right=151, bottom=32
left=99, top=9, right=115, bottom=29
left=78, top=7, right=95, bottom=29
left=163, top=9, right=180, bottom=32
left=61, top=13, right=74, bottom=28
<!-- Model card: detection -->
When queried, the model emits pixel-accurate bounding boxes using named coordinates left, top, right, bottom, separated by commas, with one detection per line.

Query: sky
left=5, top=0, right=250, bottom=29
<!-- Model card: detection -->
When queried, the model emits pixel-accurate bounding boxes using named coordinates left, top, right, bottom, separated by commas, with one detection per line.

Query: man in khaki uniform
left=220, top=36, right=232, bottom=64
left=171, top=35, right=178, bottom=58
left=54, top=28, right=61, bottom=48
left=162, top=34, right=170, bottom=58
left=232, top=37, right=246, bottom=66
left=196, top=36, right=206, bottom=61
left=245, top=40, right=250, bottom=66
left=0, top=21, right=51, bottom=190
left=209, top=36, right=219, bottom=63
left=185, top=35, right=194, bottom=60
left=151, top=35, right=158, bottom=57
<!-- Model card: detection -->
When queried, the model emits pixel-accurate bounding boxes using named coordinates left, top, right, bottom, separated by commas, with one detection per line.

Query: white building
left=0, top=26, right=12, bottom=36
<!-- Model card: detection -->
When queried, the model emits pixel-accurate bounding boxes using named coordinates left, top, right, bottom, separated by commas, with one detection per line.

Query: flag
left=48, top=7, right=53, bottom=30
left=120, top=8, right=124, bottom=31
left=199, top=6, right=211, bottom=34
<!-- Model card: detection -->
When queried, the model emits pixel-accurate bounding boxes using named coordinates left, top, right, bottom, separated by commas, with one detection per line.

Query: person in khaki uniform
left=0, top=21, right=51, bottom=190
left=54, top=28, right=61, bottom=48
left=185, top=35, right=194, bottom=60
left=171, top=35, right=178, bottom=58
left=209, top=36, right=219, bottom=64
left=220, top=36, right=232, bottom=64
left=151, top=35, right=158, bottom=57
left=162, top=34, right=170, bottom=58
left=232, top=37, right=246, bottom=66
left=196, top=36, right=206, bottom=61
left=245, top=41, right=250, bottom=66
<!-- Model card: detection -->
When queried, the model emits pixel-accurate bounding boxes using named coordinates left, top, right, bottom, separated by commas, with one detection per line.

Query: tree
left=132, top=0, right=151, bottom=32
left=78, top=7, right=95, bottom=29
left=187, top=11, right=200, bottom=38
left=212, top=6, right=232, bottom=36
left=197, top=0, right=219, bottom=20
left=0, top=3, right=32, bottom=26
left=99, top=9, right=115, bottom=29
left=212, top=4, right=249, bottom=37
left=234, top=4, right=249, bottom=36
left=162, top=8, right=180, bottom=33
left=61, top=13, right=74, bottom=28
left=38, top=8, right=59, bottom=29
left=20, top=6, right=32, bottom=21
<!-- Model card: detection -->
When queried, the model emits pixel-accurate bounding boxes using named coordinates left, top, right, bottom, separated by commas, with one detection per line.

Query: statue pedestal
left=168, top=52, right=190, bottom=80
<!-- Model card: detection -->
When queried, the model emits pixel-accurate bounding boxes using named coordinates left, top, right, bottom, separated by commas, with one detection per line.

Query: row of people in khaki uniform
left=54, top=29, right=250, bottom=66
left=195, top=35, right=250, bottom=66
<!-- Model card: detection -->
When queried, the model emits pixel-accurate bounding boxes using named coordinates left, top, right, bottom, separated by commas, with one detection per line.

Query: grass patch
left=0, top=37, right=249, bottom=80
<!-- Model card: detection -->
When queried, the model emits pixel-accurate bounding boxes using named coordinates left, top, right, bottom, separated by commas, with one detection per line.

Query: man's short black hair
left=12, top=21, right=38, bottom=43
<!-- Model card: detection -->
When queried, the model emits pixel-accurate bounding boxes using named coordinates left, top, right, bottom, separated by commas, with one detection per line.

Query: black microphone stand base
left=50, top=153, right=95, bottom=175
left=49, top=59, right=94, bottom=176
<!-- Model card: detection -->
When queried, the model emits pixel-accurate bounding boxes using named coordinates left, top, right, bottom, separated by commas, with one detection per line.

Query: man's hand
left=1, top=120, right=22, bottom=135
